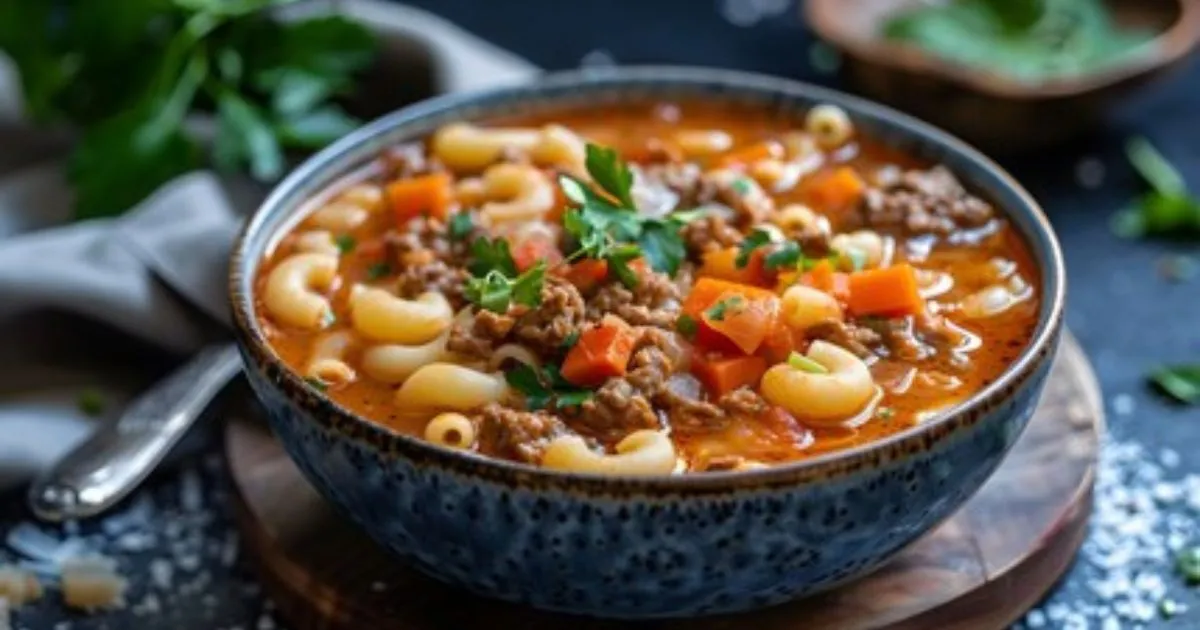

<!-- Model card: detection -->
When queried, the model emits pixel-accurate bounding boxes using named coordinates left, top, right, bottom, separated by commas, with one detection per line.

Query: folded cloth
left=0, top=0, right=537, bottom=487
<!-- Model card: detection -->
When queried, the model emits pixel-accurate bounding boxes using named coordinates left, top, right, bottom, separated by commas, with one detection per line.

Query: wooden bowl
left=806, top=0, right=1200, bottom=153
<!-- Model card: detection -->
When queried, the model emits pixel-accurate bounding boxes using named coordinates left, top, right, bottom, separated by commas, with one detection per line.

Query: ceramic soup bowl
left=229, top=66, right=1066, bottom=619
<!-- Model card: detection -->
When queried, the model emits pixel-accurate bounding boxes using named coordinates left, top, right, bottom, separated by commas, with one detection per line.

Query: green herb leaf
left=448, top=212, right=475, bottom=241
left=77, top=388, right=106, bottom=417
left=561, top=330, right=581, bottom=350
left=365, top=262, right=391, bottom=281
left=214, top=90, right=284, bottom=181
left=676, top=314, right=698, bottom=339
left=1176, top=546, right=1200, bottom=584
left=464, top=270, right=515, bottom=313
left=788, top=352, right=831, bottom=374
left=606, top=243, right=643, bottom=289
left=730, top=177, right=753, bottom=196
left=764, top=241, right=805, bottom=271
left=1160, top=597, right=1180, bottom=619
left=705, top=296, right=744, bottom=322
left=468, top=237, right=519, bottom=278
left=585, top=144, right=636, bottom=209
left=736, top=229, right=772, bottom=268
left=505, top=364, right=593, bottom=410
left=1128, top=137, right=1186, bottom=196
left=1150, top=365, right=1200, bottom=405
left=334, top=234, right=356, bottom=253
left=511, top=262, right=547, bottom=308
left=638, top=220, right=687, bottom=277
left=981, top=0, right=1045, bottom=33
left=304, top=376, right=328, bottom=392
left=274, top=105, right=359, bottom=149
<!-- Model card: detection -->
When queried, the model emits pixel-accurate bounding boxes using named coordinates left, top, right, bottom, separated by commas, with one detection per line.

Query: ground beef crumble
left=474, top=403, right=567, bottom=464
left=585, top=270, right=681, bottom=329
left=857, top=166, right=994, bottom=235
left=680, top=213, right=743, bottom=258
left=446, top=276, right=585, bottom=362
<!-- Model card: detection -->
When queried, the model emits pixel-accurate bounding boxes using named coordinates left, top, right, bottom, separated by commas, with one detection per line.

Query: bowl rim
left=229, top=65, right=1066, bottom=491
left=805, top=0, right=1200, bottom=99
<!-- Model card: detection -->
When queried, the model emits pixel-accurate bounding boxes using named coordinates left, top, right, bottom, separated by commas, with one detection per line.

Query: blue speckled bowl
left=229, top=67, right=1066, bottom=619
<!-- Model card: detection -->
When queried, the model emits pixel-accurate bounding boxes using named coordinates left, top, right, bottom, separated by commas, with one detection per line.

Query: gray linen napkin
left=0, top=0, right=537, bottom=487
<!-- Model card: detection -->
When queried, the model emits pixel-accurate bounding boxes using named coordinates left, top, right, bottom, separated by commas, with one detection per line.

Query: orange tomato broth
left=254, top=101, right=1040, bottom=469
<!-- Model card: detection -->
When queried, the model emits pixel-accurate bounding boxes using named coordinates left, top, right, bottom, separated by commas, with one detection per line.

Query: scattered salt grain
left=1160, top=448, right=1181, bottom=468
left=1075, top=157, right=1106, bottom=189
left=1111, top=394, right=1135, bottom=417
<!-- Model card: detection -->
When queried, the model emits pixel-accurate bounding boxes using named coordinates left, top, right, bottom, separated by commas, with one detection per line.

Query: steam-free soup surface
left=255, top=101, right=1039, bottom=474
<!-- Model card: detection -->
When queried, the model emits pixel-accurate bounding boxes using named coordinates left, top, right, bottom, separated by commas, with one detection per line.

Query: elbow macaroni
left=360, top=329, right=450, bottom=384
left=432, top=123, right=540, bottom=171
left=761, top=341, right=876, bottom=427
left=292, top=230, right=340, bottom=256
left=263, top=253, right=339, bottom=329
left=479, top=163, right=555, bottom=224
left=306, top=331, right=357, bottom=385
left=424, top=412, right=477, bottom=449
left=781, top=285, right=843, bottom=331
left=530, top=124, right=587, bottom=175
left=394, top=363, right=507, bottom=411
left=541, top=430, right=678, bottom=475
left=349, top=287, right=453, bottom=345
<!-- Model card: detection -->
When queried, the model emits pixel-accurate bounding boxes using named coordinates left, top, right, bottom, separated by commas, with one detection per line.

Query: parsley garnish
left=468, top=237, right=519, bottom=277
left=505, top=364, right=593, bottom=410
left=448, top=212, right=474, bottom=241
left=304, top=377, right=329, bottom=392
left=705, top=296, right=744, bottom=322
left=464, top=264, right=546, bottom=314
left=365, top=262, right=391, bottom=281
left=1151, top=365, right=1200, bottom=405
left=788, top=352, right=830, bottom=374
left=730, top=177, right=753, bottom=196
left=334, top=234, right=356, bottom=253
left=77, top=388, right=105, bottom=417
left=559, top=143, right=694, bottom=279
left=1177, top=546, right=1200, bottom=584
left=735, top=229, right=772, bottom=268
left=561, top=330, right=581, bottom=350
left=675, top=314, right=698, bottom=339
left=764, top=241, right=805, bottom=271
left=1113, top=137, right=1200, bottom=238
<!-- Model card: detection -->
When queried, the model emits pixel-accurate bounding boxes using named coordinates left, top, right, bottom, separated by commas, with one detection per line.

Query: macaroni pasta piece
left=262, top=253, right=338, bottom=329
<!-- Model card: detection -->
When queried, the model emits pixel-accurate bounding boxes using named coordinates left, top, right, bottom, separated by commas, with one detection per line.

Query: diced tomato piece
left=560, top=319, right=638, bottom=387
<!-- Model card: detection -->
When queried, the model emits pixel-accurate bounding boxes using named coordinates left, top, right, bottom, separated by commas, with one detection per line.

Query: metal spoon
left=27, top=344, right=243, bottom=522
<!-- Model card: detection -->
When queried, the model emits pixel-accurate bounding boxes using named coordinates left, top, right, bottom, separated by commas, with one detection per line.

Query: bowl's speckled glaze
left=229, top=67, right=1065, bottom=619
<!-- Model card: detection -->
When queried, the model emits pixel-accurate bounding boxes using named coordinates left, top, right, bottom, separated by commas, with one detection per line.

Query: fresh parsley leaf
left=736, top=229, right=773, bottom=268
left=668, top=208, right=710, bottom=224
left=730, top=177, right=753, bottom=196
left=1177, top=546, right=1200, bottom=584
left=1128, top=136, right=1186, bottom=196
left=304, top=376, right=329, bottom=392
left=468, top=237, right=519, bottom=277
left=607, top=243, right=643, bottom=289
left=505, top=364, right=593, bottom=410
left=981, top=0, right=1045, bottom=33
left=764, top=241, right=804, bottom=271
left=214, top=90, right=284, bottom=181
left=1151, top=365, right=1200, bottom=405
left=705, top=296, right=744, bottom=322
left=638, top=219, right=687, bottom=277
left=77, top=388, right=106, bottom=417
left=465, top=270, right=515, bottom=313
left=365, top=262, right=391, bottom=281
left=676, top=314, right=698, bottom=339
left=448, top=212, right=474, bottom=241
left=1113, top=137, right=1200, bottom=238
left=561, top=330, right=581, bottom=350
left=511, top=262, right=547, bottom=307
left=274, top=104, right=359, bottom=149
left=788, top=352, right=830, bottom=374
left=334, top=234, right=356, bottom=253
left=585, top=144, right=636, bottom=209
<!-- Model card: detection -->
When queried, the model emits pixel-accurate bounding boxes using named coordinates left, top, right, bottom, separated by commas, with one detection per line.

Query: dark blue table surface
left=5, top=1, right=1199, bottom=628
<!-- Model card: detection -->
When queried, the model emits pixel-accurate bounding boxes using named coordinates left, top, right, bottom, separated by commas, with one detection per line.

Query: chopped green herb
left=668, top=208, right=710, bottom=224
left=1151, top=365, right=1200, bottom=405
left=468, top=237, right=519, bottom=278
left=787, top=352, right=830, bottom=374
left=1160, top=597, right=1180, bottom=619
left=77, top=388, right=106, bottom=417
left=730, top=177, right=753, bottom=196
left=676, top=314, right=699, bottom=339
left=764, top=241, right=805, bottom=271
left=736, top=229, right=772, bottom=268
left=876, top=407, right=895, bottom=420
left=1113, top=137, right=1200, bottom=238
left=1177, top=546, right=1200, bottom=584
left=464, top=262, right=546, bottom=314
left=561, top=330, right=581, bottom=350
left=705, top=296, right=744, bottom=322
left=334, top=234, right=356, bottom=253
left=448, top=212, right=474, bottom=241
left=584, top=144, right=636, bottom=209
left=304, top=377, right=328, bottom=392
left=505, top=364, right=593, bottom=410
left=365, top=262, right=392, bottom=281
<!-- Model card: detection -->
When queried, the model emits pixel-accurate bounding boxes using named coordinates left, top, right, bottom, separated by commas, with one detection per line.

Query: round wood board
left=224, top=332, right=1102, bottom=630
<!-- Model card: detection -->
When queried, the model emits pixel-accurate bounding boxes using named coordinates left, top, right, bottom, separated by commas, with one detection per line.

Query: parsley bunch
left=0, top=0, right=375, bottom=220
left=463, top=237, right=545, bottom=313
left=1113, top=137, right=1200, bottom=238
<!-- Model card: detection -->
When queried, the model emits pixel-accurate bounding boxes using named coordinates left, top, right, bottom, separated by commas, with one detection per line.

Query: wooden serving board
left=224, top=332, right=1102, bottom=630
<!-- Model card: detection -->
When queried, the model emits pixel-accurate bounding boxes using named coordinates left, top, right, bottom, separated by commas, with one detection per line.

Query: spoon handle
left=28, top=344, right=244, bottom=522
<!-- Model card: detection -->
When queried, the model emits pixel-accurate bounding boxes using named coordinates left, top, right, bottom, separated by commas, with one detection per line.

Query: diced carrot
left=560, top=259, right=609, bottom=292
left=682, top=278, right=779, bottom=319
left=692, top=354, right=767, bottom=398
left=804, top=166, right=865, bottom=211
left=760, top=321, right=803, bottom=365
left=386, top=172, right=453, bottom=222
left=510, top=232, right=563, bottom=272
left=699, top=247, right=770, bottom=287
left=719, top=140, right=784, bottom=168
left=800, top=260, right=850, bottom=301
left=560, top=319, right=638, bottom=387
left=702, top=293, right=780, bottom=355
left=846, top=263, right=924, bottom=317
